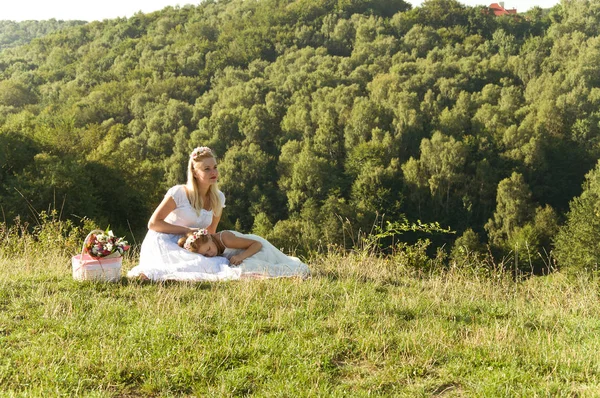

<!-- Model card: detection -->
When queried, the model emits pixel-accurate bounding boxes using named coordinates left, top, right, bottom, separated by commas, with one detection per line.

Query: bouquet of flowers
left=83, top=229, right=130, bottom=259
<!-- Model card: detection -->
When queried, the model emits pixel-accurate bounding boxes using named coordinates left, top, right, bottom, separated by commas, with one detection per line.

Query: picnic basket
left=71, top=229, right=122, bottom=282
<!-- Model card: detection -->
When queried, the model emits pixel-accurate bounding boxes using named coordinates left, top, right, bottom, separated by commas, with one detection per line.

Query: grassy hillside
left=2, top=243, right=600, bottom=396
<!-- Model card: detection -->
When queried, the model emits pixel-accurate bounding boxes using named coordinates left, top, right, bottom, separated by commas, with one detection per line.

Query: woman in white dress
left=177, top=229, right=310, bottom=279
left=127, top=147, right=241, bottom=282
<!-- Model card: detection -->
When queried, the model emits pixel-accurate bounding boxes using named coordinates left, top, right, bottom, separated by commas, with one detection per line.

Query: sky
left=2, top=0, right=561, bottom=22
left=1, top=1, right=193, bottom=22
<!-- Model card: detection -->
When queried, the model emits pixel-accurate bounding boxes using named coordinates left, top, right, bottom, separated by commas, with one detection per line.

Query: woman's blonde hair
left=186, top=146, right=223, bottom=216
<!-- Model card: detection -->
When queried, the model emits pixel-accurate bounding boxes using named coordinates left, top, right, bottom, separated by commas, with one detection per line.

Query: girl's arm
left=148, top=196, right=196, bottom=235
left=220, top=231, right=262, bottom=265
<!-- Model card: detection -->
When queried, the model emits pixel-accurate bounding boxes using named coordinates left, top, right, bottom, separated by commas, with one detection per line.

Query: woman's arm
left=147, top=196, right=196, bottom=235
left=207, top=190, right=225, bottom=234
left=220, top=231, right=262, bottom=265
left=206, top=214, right=221, bottom=234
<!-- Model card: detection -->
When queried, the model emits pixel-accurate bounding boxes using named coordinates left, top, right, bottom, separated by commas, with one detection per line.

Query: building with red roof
left=489, top=2, right=517, bottom=16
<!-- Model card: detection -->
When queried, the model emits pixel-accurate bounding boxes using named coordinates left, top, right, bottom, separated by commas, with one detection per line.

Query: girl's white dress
left=218, top=231, right=310, bottom=278
left=127, top=185, right=241, bottom=282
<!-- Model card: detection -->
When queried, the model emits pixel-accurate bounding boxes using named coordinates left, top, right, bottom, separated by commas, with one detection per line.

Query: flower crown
left=190, top=146, right=212, bottom=161
left=183, top=229, right=209, bottom=250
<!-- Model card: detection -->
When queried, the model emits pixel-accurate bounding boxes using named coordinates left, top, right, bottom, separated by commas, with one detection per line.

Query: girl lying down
left=178, top=229, right=310, bottom=279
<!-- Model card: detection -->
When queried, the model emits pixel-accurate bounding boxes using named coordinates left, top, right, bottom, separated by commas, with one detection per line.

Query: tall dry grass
left=2, top=217, right=600, bottom=396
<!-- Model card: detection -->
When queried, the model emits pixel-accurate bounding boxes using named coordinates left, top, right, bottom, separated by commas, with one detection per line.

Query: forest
left=1, top=0, right=600, bottom=273
left=0, top=19, right=87, bottom=51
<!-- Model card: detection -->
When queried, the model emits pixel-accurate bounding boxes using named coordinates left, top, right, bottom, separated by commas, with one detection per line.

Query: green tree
left=485, top=172, right=534, bottom=246
left=0, top=81, right=37, bottom=107
left=278, top=140, right=331, bottom=214
left=406, top=131, right=468, bottom=215
left=554, top=160, right=600, bottom=272
left=218, top=143, right=280, bottom=230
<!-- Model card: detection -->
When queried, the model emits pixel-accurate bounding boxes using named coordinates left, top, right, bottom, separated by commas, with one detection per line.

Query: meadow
left=2, top=236, right=600, bottom=397
left=3, top=1, right=600, bottom=395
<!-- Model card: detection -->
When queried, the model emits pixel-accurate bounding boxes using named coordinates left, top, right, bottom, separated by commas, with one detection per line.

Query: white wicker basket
left=72, top=230, right=122, bottom=282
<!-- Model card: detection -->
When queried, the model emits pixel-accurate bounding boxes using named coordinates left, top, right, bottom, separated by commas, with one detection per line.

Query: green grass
left=2, top=249, right=600, bottom=397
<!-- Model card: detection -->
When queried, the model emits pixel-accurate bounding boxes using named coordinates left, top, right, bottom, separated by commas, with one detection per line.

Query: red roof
left=489, top=2, right=517, bottom=16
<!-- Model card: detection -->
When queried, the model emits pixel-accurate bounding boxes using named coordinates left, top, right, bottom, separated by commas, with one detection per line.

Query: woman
left=127, top=146, right=241, bottom=281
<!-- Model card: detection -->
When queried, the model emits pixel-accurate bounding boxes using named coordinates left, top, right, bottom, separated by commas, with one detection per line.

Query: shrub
left=0, top=210, right=98, bottom=258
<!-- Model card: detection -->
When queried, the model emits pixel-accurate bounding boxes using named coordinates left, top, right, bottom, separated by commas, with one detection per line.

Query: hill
left=0, top=0, right=599, bottom=271
left=0, top=19, right=87, bottom=51
left=1, top=236, right=599, bottom=396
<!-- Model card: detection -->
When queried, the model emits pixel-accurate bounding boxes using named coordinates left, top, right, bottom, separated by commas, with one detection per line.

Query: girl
left=178, top=229, right=310, bottom=279
left=127, top=147, right=241, bottom=282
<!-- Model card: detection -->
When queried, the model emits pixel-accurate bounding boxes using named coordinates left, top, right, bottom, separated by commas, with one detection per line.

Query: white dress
left=127, top=185, right=241, bottom=282
left=218, top=231, right=310, bottom=278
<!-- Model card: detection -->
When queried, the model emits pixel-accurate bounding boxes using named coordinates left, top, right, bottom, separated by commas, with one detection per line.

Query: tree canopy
left=0, top=0, right=597, bottom=269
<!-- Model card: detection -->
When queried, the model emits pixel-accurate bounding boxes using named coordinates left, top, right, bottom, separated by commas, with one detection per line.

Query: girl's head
left=178, top=229, right=223, bottom=257
left=186, top=146, right=223, bottom=216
